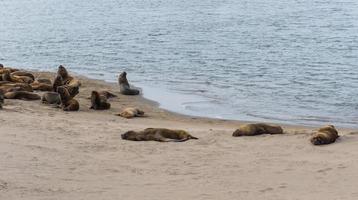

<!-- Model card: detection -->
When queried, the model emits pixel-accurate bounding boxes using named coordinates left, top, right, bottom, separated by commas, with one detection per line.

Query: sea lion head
left=121, top=131, right=137, bottom=140
left=118, top=72, right=128, bottom=84
left=232, top=129, right=244, bottom=137
left=57, top=65, right=69, bottom=78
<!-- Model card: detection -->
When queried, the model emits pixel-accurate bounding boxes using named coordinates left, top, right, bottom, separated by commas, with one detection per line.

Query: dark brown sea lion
left=310, top=125, right=339, bottom=145
left=57, top=86, right=79, bottom=111
left=42, top=92, right=61, bottom=104
left=116, top=107, right=144, bottom=119
left=232, top=123, right=284, bottom=136
left=121, top=128, right=198, bottom=142
left=118, top=72, right=140, bottom=95
left=90, top=91, right=110, bottom=110
left=4, top=91, right=40, bottom=100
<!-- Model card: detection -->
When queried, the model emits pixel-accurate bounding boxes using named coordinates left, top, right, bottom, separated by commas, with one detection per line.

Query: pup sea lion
left=4, top=91, right=40, bottom=100
left=57, top=86, right=79, bottom=111
left=232, top=123, right=284, bottom=136
left=90, top=91, right=110, bottom=110
left=121, top=128, right=198, bottom=142
left=310, top=125, right=339, bottom=145
left=118, top=72, right=140, bottom=95
left=42, top=92, right=61, bottom=104
left=116, top=107, right=144, bottom=118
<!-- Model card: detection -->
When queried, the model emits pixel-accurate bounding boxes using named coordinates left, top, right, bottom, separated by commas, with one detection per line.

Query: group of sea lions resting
left=0, top=64, right=341, bottom=146
left=122, top=123, right=339, bottom=145
left=0, top=64, right=143, bottom=117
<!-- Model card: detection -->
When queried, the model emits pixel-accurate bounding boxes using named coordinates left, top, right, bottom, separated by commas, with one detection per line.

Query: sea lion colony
left=0, top=64, right=342, bottom=145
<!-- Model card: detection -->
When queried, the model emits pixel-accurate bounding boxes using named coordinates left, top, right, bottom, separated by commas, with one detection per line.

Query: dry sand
left=1, top=71, right=358, bottom=200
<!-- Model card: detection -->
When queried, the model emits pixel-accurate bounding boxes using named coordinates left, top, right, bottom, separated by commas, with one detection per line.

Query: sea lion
left=57, top=86, right=79, bottom=111
left=0, top=64, right=3, bottom=68
left=0, top=83, right=33, bottom=92
left=2, top=70, right=33, bottom=84
left=90, top=91, right=110, bottom=110
left=118, top=72, right=140, bottom=95
left=53, top=65, right=81, bottom=97
left=36, top=78, right=52, bottom=85
left=232, top=123, right=284, bottom=136
left=116, top=107, right=144, bottom=118
left=41, top=92, right=61, bottom=104
left=11, top=71, right=35, bottom=81
left=4, top=91, right=40, bottom=100
left=31, top=79, right=53, bottom=91
left=310, top=125, right=339, bottom=145
left=121, top=128, right=198, bottom=142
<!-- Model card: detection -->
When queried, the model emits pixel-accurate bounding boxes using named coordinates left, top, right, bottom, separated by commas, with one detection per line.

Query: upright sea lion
left=118, top=72, right=140, bottom=95
left=4, top=91, right=40, bottom=100
left=53, top=65, right=81, bottom=97
left=116, top=107, right=144, bottom=119
left=310, top=125, right=339, bottom=145
left=121, top=128, right=198, bottom=142
left=57, top=86, right=79, bottom=111
left=232, top=123, right=284, bottom=137
left=42, top=92, right=61, bottom=104
left=90, top=91, right=110, bottom=110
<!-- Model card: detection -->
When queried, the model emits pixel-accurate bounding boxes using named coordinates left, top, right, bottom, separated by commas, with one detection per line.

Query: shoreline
left=1, top=69, right=358, bottom=200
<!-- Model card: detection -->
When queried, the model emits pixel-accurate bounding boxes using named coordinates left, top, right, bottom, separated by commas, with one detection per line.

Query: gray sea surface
left=1, top=0, right=358, bottom=127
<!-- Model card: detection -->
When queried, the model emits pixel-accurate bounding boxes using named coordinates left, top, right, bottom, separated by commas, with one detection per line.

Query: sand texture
left=1, top=71, right=358, bottom=200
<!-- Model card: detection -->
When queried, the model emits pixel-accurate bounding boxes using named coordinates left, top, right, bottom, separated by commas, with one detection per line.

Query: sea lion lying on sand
left=1, top=70, right=34, bottom=84
left=116, top=107, right=144, bottom=118
left=4, top=91, right=40, bottom=100
left=57, top=86, right=79, bottom=111
left=310, top=125, right=339, bottom=145
left=90, top=91, right=110, bottom=110
left=11, top=71, right=35, bottom=81
left=121, top=128, right=198, bottom=142
left=0, top=83, right=33, bottom=92
left=118, top=72, right=140, bottom=95
left=42, top=92, right=61, bottom=104
left=31, top=79, right=53, bottom=91
left=53, top=65, right=81, bottom=97
left=232, top=123, right=284, bottom=136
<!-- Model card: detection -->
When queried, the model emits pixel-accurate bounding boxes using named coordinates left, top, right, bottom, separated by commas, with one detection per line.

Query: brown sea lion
left=118, top=72, right=140, bottom=95
left=57, top=86, right=79, bottom=111
left=11, top=71, right=35, bottom=81
left=4, top=91, right=40, bottom=100
left=42, top=92, right=61, bottom=104
left=53, top=65, right=81, bottom=97
left=121, top=128, right=198, bottom=142
left=232, top=123, right=284, bottom=136
left=310, top=125, right=339, bottom=145
left=90, top=91, right=110, bottom=110
left=31, top=79, right=53, bottom=91
left=116, top=107, right=144, bottom=118
left=0, top=83, right=33, bottom=92
left=35, top=78, right=52, bottom=85
left=2, top=70, right=33, bottom=84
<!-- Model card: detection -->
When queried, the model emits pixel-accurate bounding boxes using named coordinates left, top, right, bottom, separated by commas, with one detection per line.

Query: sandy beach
left=1, top=70, right=358, bottom=200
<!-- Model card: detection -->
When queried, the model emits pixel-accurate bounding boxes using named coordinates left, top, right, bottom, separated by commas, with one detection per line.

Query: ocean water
left=1, top=0, right=358, bottom=127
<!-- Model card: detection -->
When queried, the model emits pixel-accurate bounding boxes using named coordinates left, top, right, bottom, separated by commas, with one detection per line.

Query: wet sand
left=1, top=71, right=358, bottom=200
